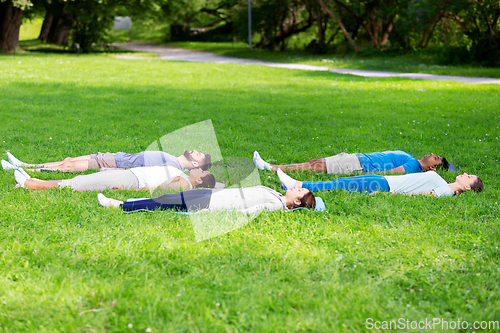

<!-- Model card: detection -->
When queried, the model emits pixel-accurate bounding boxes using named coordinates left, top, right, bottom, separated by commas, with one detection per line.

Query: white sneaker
left=98, top=193, right=111, bottom=208
left=277, top=168, right=297, bottom=190
left=1, top=160, right=17, bottom=170
left=253, top=151, right=271, bottom=171
left=17, top=167, right=31, bottom=179
left=14, top=170, right=28, bottom=188
left=6, top=152, right=25, bottom=167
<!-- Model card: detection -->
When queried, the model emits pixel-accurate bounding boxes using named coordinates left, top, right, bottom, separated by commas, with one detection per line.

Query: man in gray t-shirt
left=4, top=150, right=211, bottom=172
left=114, top=151, right=181, bottom=169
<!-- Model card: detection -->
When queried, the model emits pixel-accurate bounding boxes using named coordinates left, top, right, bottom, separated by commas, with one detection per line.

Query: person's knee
left=309, top=159, right=327, bottom=172
left=60, top=159, right=74, bottom=170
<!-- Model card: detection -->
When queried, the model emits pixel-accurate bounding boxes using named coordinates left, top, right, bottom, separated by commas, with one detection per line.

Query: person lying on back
left=253, top=150, right=448, bottom=175
left=3, top=150, right=211, bottom=172
left=277, top=169, right=483, bottom=197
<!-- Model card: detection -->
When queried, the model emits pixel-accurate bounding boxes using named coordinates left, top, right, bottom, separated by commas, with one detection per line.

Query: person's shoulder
left=425, top=170, right=445, bottom=180
left=382, top=150, right=412, bottom=156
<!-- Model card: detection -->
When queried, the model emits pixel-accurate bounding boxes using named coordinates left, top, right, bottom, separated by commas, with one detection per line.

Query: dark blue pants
left=120, top=189, right=213, bottom=213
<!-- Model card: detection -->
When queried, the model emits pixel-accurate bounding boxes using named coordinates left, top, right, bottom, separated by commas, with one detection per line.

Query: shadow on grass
left=18, top=39, right=151, bottom=55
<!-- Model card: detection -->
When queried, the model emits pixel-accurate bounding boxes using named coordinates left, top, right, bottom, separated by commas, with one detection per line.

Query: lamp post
left=248, top=0, right=252, bottom=51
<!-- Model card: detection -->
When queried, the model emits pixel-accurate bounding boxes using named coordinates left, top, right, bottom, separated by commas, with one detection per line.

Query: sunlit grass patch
left=0, top=53, right=499, bottom=331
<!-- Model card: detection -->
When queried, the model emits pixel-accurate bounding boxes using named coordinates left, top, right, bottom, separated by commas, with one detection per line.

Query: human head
left=420, top=153, right=447, bottom=171
left=454, top=173, right=483, bottom=194
left=183, top=150, right=212, bottom=170
left=189, top=168, right=216, bottom=188
left=285, top=187, right=316, bottom=209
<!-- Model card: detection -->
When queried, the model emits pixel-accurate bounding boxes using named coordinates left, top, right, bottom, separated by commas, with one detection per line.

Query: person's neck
left=187, top=175, right=196, bottom=186
left=177, top=155, right=188, bottom=169
left=418, top=159, right=429, bottom=171
left=447, top=182, right=462, bottom=195
left=284, top=194, right=295, bottom=209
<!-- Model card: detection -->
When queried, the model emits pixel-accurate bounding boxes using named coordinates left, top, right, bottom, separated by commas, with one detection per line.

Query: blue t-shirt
left=356, top=151, right=423, bottom=173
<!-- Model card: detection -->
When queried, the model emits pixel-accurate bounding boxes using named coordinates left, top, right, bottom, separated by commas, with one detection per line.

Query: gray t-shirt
left=384, top=171, right=454, bottom=197
left=115, top=151, right=182, bottom=169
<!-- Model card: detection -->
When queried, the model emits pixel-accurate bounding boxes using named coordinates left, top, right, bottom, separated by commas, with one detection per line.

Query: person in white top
left=97, top=186, right=317, bottom=215
left=277, top=169, right=483, bottom=197
left=13, top=166, right=215, bottom=192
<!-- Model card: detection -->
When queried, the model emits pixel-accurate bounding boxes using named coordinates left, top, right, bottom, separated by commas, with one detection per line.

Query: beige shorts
left=89, top=152, right=117, bottom=169
left=324, top=153, right=363, bottom=175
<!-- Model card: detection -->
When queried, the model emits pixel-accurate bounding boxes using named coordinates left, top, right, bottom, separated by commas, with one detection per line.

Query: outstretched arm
left=112, top=177, right=191, bottom=191
left=381, top=166, right=406, bottom=174
left=159, top=176, right=192, bottom=191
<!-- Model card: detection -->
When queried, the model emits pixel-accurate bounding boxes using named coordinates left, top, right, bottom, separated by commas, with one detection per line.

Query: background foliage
left=1, top=0, right=499, bottom=66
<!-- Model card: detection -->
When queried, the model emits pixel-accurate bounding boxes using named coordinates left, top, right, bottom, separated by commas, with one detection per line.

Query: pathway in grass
left=115, top=42, right=500, bottom=84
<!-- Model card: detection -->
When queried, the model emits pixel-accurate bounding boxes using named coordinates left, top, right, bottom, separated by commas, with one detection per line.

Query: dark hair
left=299, top=191, right=316, bottom=209
left=201, top=154, right=212, bottom=171
left=436, top=157, right=449, bottom=171
left=471, top=177, right=484, bottom=193
left=196, top=172, right=215, bottom=188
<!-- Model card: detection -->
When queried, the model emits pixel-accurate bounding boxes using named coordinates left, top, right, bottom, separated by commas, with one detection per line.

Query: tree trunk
left=380, top=13, right=396, bottom=47
left=0, top=0, right=24, bottom=52
left=316, top=7, right=325, bottom=47
left=418, top=9, right=445, bottom=49
left=44, top=3, right=73, bottom=45
left=318, top=0, right=359, bottom=52
left=39, top=11, right=54, bottom=41
left=47, top=16, right=73, bottom=45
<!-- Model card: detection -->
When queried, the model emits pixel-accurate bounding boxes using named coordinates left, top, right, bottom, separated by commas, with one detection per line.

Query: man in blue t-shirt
left=4, top=150, right=211, bottom=173
left=253, top=150, right=448, bottom=175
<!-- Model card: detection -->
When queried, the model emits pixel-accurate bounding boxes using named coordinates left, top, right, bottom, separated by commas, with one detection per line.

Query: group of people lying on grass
left=2, top=148, right=483, bottom=214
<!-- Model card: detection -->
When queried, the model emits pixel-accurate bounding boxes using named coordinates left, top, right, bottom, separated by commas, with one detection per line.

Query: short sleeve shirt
left=115, top=151, right=182, bottom=169
left=384, top=171, right=454, bottom=197
left=356, top=151, right=423, bottom=173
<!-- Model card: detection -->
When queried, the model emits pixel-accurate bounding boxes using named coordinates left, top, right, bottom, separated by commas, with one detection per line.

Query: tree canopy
left=1, top=0, right=499, bottom=65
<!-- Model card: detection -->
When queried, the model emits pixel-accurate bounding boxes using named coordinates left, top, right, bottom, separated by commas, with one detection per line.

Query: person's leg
left=14, top=168, right=61, bottom=190
left=270, top=158, right=327, bottom=172
left=98, top=193, right=123, bottom=208
left=59, top=170, right=139, bottom=191
left=120, top=189, right=212, bottom=212
left=301, top=175, right=389, bottom=193
left=253, top=151, right=327, bottom=172
left=23, top=155, right=93, bottom=172
left=23, top=178, right=62, bottom=190
left=270, top=153, right=362, bottom=174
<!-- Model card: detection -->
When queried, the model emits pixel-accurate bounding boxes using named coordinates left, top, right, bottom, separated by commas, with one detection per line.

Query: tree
left=37, top=0, right=74, bottom=44
left=318, top=0, right=359, bottom=52
left=0, top=0, right=31, bottom=52
left=452, top=0, right=500, bottom=65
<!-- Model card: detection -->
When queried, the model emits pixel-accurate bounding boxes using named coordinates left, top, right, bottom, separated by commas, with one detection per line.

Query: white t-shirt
left=384, top=171, right=454, bottom=197
left=208, top=186, right=286, bottom=214
left=130, top=166, right=191, bottom=190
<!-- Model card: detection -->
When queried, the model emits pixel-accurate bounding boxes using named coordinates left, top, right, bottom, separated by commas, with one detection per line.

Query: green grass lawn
left=168, top=41, right=500, bottom=79
left=0, top=52, right=499, bottom=332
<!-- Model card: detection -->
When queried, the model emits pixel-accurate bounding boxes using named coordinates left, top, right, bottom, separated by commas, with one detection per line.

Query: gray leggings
left=59, top=170, right=139, bottom=191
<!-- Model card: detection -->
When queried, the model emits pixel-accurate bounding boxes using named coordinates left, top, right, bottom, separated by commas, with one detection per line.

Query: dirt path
left=115, top=42, right=500, bottom=84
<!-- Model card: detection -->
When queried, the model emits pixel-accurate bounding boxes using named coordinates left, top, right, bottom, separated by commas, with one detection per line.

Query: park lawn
left=168, top=41, right=500, bottom=79
left=0, top=52, right=499, bottom=332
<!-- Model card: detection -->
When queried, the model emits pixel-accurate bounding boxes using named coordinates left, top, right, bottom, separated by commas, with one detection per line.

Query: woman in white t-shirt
left=277, top=169, right=483, bottom=197
left=97, top=186, right=317, bottom=214
left=14, top=166, right=215, bottom=192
